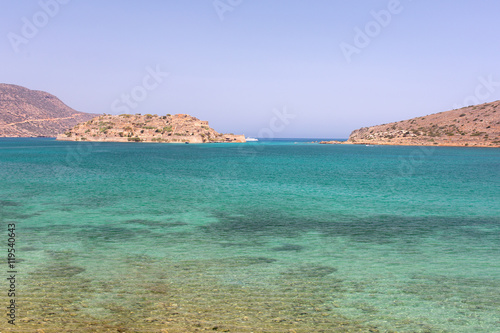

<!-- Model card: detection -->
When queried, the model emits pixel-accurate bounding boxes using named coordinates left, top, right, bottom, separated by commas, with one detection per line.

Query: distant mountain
left=0, top=83, right=97, bottom=137
left=347, top=101, right=500, bottom=147
left=57, top=113, right=246, bottom=143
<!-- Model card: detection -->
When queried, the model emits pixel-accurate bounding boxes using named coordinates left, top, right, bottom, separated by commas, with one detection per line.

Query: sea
left=0, top=138, right=499, bottom=332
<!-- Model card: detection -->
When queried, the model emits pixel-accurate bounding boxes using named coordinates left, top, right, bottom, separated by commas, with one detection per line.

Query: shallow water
left=0, top=138, right=499, bottom=332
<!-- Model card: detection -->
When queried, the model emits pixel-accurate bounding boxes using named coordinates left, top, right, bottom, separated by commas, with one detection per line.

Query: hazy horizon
left=2, top=1, right=500, bottom=138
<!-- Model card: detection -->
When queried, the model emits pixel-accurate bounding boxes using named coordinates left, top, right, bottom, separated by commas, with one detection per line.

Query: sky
left=1, top=0, right=500, bottom=138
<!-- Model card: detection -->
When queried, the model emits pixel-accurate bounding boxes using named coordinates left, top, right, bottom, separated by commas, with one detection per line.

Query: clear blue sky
left=1, top=0, right=500, bottom=138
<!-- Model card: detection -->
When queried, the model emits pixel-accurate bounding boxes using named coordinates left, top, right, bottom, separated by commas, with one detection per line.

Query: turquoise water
left=0, top=138, right=499, bottom=332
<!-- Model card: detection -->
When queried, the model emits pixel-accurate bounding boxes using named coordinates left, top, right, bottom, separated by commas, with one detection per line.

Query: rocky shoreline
left=57, top=114, right=246, bottom=143
left=345, top=100, right=500, bottom=148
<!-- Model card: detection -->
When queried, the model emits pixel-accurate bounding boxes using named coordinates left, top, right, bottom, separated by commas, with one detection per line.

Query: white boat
left=246, top=137, right=259, bottom=142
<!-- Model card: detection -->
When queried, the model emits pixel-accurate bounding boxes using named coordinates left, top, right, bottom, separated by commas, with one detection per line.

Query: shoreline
left=316, top=139, right=500, bottom=148
left=341, top=141, right=500, bottom=148
left=3, top=136, right=500, bottom=148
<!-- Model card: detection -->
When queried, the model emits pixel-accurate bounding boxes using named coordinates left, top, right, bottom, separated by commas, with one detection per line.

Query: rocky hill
left=57, top=114, right=246, bottom=143
left=0, top=83, right=97, bottom=137
left=347, top=100, right=500, bottom=147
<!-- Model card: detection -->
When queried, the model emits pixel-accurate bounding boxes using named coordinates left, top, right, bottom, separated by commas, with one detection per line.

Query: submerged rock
left=282, top=264, right=337, bottom=278
left=272, top=244, right=304, bottom=252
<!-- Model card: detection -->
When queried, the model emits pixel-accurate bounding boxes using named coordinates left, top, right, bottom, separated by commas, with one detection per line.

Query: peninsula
left=56, top=114, right=246, bottom=143
left=345, top=100, right=500, bottom=147
left=0, top=83, right=97, bottom=137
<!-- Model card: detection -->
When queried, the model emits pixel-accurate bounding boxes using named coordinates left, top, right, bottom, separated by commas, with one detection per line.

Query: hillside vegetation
left=57, top=113, right=246, bottom=143
left=0, top=83, right=96, bottom=137
left=347, top=100, right=500, bottom=147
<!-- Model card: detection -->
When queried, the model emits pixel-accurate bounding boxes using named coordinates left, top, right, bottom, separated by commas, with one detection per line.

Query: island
left=56, top=113, right=246, bottom=143
left=319, top=140, right=343, bottom=144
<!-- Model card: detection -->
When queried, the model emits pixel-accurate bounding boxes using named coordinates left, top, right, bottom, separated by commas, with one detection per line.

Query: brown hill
left=57, top=113, right=246, bottom=143
left=347, top=100, right=500, bottom=147
left=0, top=83, right=97, bottom=137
